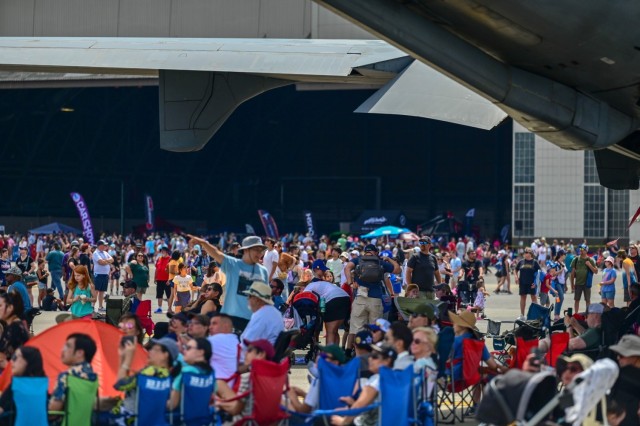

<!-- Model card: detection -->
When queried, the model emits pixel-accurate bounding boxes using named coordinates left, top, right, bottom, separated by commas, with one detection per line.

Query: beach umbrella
left=361, top=226, right=411, bottom=239
left=26, top=318, right=148, bottom=397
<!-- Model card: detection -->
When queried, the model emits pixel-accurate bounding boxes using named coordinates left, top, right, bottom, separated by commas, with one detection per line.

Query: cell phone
left=120, top=335, right=135, bottom=347
left=531, top=348, right=545, bottom=364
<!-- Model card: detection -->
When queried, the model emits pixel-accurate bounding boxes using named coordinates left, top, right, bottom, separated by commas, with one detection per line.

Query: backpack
left=355, top=256, right=384, bottom=283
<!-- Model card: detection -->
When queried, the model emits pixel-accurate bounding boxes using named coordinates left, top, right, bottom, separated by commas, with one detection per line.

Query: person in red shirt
left=154, top=246, right=171, bottom=313
left=540, top=265, right=560, bottom=308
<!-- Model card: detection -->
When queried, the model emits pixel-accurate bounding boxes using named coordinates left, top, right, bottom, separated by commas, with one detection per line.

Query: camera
left=120, top=335, right=135, bottom=347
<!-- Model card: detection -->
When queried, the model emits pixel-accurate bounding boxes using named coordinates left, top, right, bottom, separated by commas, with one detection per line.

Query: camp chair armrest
left=218, top=390, right=251, bottom=403
left=310, top=402, right=381, bottom=418
left=48, top=410, right=65, bottom=416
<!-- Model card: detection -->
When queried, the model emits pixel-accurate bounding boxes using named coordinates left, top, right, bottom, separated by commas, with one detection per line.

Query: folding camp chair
left=222, top=358, right=290, bottom=425
left=436, top=326, right=454, bottom=379
left=11, top=376, right=49, bottom=426
left=514, top=337, right=539, bottom=369
left=135, top=299, right=155, bottom=336
left=170, top=371, right=217, bottom=426
left=437, top=338, right=485, bottom=424
left=414, top=365, right=435, bottom=426
left=526, top=303, right=552, bottom=330
left=106, top=298, right=124, bottom=326
left=49, top=375, right=99, bottom=426
left=135, top=375, right=172, bottom=426
left=306, top=365, right=417, bottom=426
left=545, top=332, right=570, bottom=367
left=285, top=357, right=361, bottom=424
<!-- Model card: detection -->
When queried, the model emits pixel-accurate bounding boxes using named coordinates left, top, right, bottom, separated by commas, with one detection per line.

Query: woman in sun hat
left=449, top=311, right=506, bottom=382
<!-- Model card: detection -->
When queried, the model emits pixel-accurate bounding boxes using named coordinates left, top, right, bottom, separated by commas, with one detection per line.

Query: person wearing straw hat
left=186, top=234, right=269, bottom=331
left=238, top=281, right=283, bottom=361
left=449, top=311, right=506, bottom=382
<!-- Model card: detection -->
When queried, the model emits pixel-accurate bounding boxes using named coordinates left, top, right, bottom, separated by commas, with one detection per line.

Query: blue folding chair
left=171, top=372, right=218, bottom=426
left=436, top=326, right=454, bottom=378
left=412, top=366, right=435, bottom=426
left=526, top=303, right=552, bottom=330
left=318, top=356, right=361, bottom=411
left=12, top=376, right=49, bottom=426
left=136, top=375, right=172, bottom=426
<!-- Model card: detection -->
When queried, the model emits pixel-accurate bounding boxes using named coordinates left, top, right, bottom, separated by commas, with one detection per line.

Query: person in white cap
left=599, top=256, right=617, bottom=308
left=239, top=281, right=283, bottom=360
left=187, top=235, right=269, bottom=331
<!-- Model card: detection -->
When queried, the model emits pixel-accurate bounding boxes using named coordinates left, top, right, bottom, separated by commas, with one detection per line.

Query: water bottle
left=320, top=297, right=326, bottom=314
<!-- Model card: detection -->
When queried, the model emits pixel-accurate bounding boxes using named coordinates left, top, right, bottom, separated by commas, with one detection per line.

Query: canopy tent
left=361, top=225, right=411, bottom=239
left=25, top=319, right=147, bottom=397
left=28, top=222, right=82, bottom=235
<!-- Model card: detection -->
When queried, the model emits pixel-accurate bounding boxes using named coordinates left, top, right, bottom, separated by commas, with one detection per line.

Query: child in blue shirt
left=599, top=256, right=617, bottom=308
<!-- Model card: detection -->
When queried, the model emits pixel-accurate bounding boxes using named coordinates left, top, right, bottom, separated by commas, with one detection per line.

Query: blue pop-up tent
left=29, top=222, right=82, bottom=235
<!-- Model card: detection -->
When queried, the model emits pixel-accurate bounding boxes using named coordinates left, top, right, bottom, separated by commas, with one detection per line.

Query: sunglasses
left=118, top=323, right=135, bottom=329
left=419, top=241, right=431, bottom=245
left=565, top=365, right=582, bottom=373
left=203, top=288, right=213, bottom=292
left=412, top=338, right=427, bottom=345
left=370, top=353, right=385, bottom=360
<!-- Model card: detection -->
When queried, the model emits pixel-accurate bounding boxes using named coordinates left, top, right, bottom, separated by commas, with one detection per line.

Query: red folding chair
left=513, top=337, right=538, bottom=369
left=437, top=338, right=485, bottom=423
left=135, top=300, right=155, bottom=336
left=225, top=358, right=290, bottom=425
left=545, top=332, right=570, bottom=367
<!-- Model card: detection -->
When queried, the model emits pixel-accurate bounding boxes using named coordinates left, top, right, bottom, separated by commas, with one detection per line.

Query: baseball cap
left=167, top=312, right=189, bottom=323
left=370, top=344, right=397, bottom=362
left=364, top=244, right=378, bottom=253
left=97, top=240, right=107, bottom=246
left=120, top=280, right=137, bottom=290
left=354, top=331, right=373, bottom=350
left=312, top=259, right=328, bottom=271
left=243, top=339, right=275, bottom=360
left=148, top=337, right=180, bottom=361
left=411, top=303, right=435, bottom=320
left=366, top=318, right=390, bottom=333
left=318, top=344, right=346, bottom=364
left=587, top=303, right=604, bottom=314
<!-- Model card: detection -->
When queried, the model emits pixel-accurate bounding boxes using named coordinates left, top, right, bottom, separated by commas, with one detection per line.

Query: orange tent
left=24, top=318, right=148, bottom=397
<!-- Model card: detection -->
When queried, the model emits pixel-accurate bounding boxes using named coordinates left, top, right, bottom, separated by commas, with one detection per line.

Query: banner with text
left=258, top=210, right=280, bottom=239
left=70, top=192, right=95, bottom=244
left=144, top=195, right=155, bottom=231
left=303, top=210, right=315, bottom=238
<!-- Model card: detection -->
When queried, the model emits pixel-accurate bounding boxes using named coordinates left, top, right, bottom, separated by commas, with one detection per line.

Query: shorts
left=601, top=290, right=615, bottom=300
left=539, top=292, right=549, bottom=306
left=137, top=287, right=147, bottom=295
left=156, top=280, right=171, bottom=299
left=574, top=285, right=591, bottom=302
left=94, top=274, right=109, bottom=292
left=349, top=296, right=383, bottom=334
left=38, top=282, right=46, bottom=290
left=111, top=271, right=120, bottom=280
left=324, top=296, right=351, bottom=323
left=519, top=283, right=536, bottom=296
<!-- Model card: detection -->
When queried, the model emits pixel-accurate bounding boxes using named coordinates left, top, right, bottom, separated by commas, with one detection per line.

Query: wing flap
left=356, top=60, right=507, bottom=129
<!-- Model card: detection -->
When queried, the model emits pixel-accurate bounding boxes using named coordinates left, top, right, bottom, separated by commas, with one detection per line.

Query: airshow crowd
left=0, top=231, right=637, bottom=425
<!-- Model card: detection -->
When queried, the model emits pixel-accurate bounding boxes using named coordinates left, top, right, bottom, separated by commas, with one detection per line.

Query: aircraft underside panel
left=159, top=70, right=289, bottom=152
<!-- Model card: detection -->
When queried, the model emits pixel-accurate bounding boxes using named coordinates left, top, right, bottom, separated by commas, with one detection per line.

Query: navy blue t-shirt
left=0, top=259, right=11, bottom=286
left=350, top=257, right=394, bottom=298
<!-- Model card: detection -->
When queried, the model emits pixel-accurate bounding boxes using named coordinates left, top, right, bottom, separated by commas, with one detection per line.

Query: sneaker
left=154, top=308, right=163, bottom=314
left=98, top=307, right=106, bottom=312
left=466, top=405, right=477, bottom=417
left=516, top=315, right=526, bottom=321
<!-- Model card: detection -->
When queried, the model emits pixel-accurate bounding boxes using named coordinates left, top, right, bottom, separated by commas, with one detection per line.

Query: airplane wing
left=313, top=0, right=640, bottom=189
left=0, top=37, right=506, bottom=151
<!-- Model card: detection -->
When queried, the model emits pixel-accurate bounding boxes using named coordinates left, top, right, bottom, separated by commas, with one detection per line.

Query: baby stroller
left=289, top=291, right=322, bottom=363
left=477, top=358, right=619, bottom=426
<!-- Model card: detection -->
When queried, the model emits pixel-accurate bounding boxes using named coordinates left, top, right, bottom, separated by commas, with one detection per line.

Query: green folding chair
left=49, top=375, right=99, bottom=426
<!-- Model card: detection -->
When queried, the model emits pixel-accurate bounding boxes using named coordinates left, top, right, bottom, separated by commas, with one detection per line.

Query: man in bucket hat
left=238, top=281, right=283, bottom=360
left=187, top=234, right=269, bottom=331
